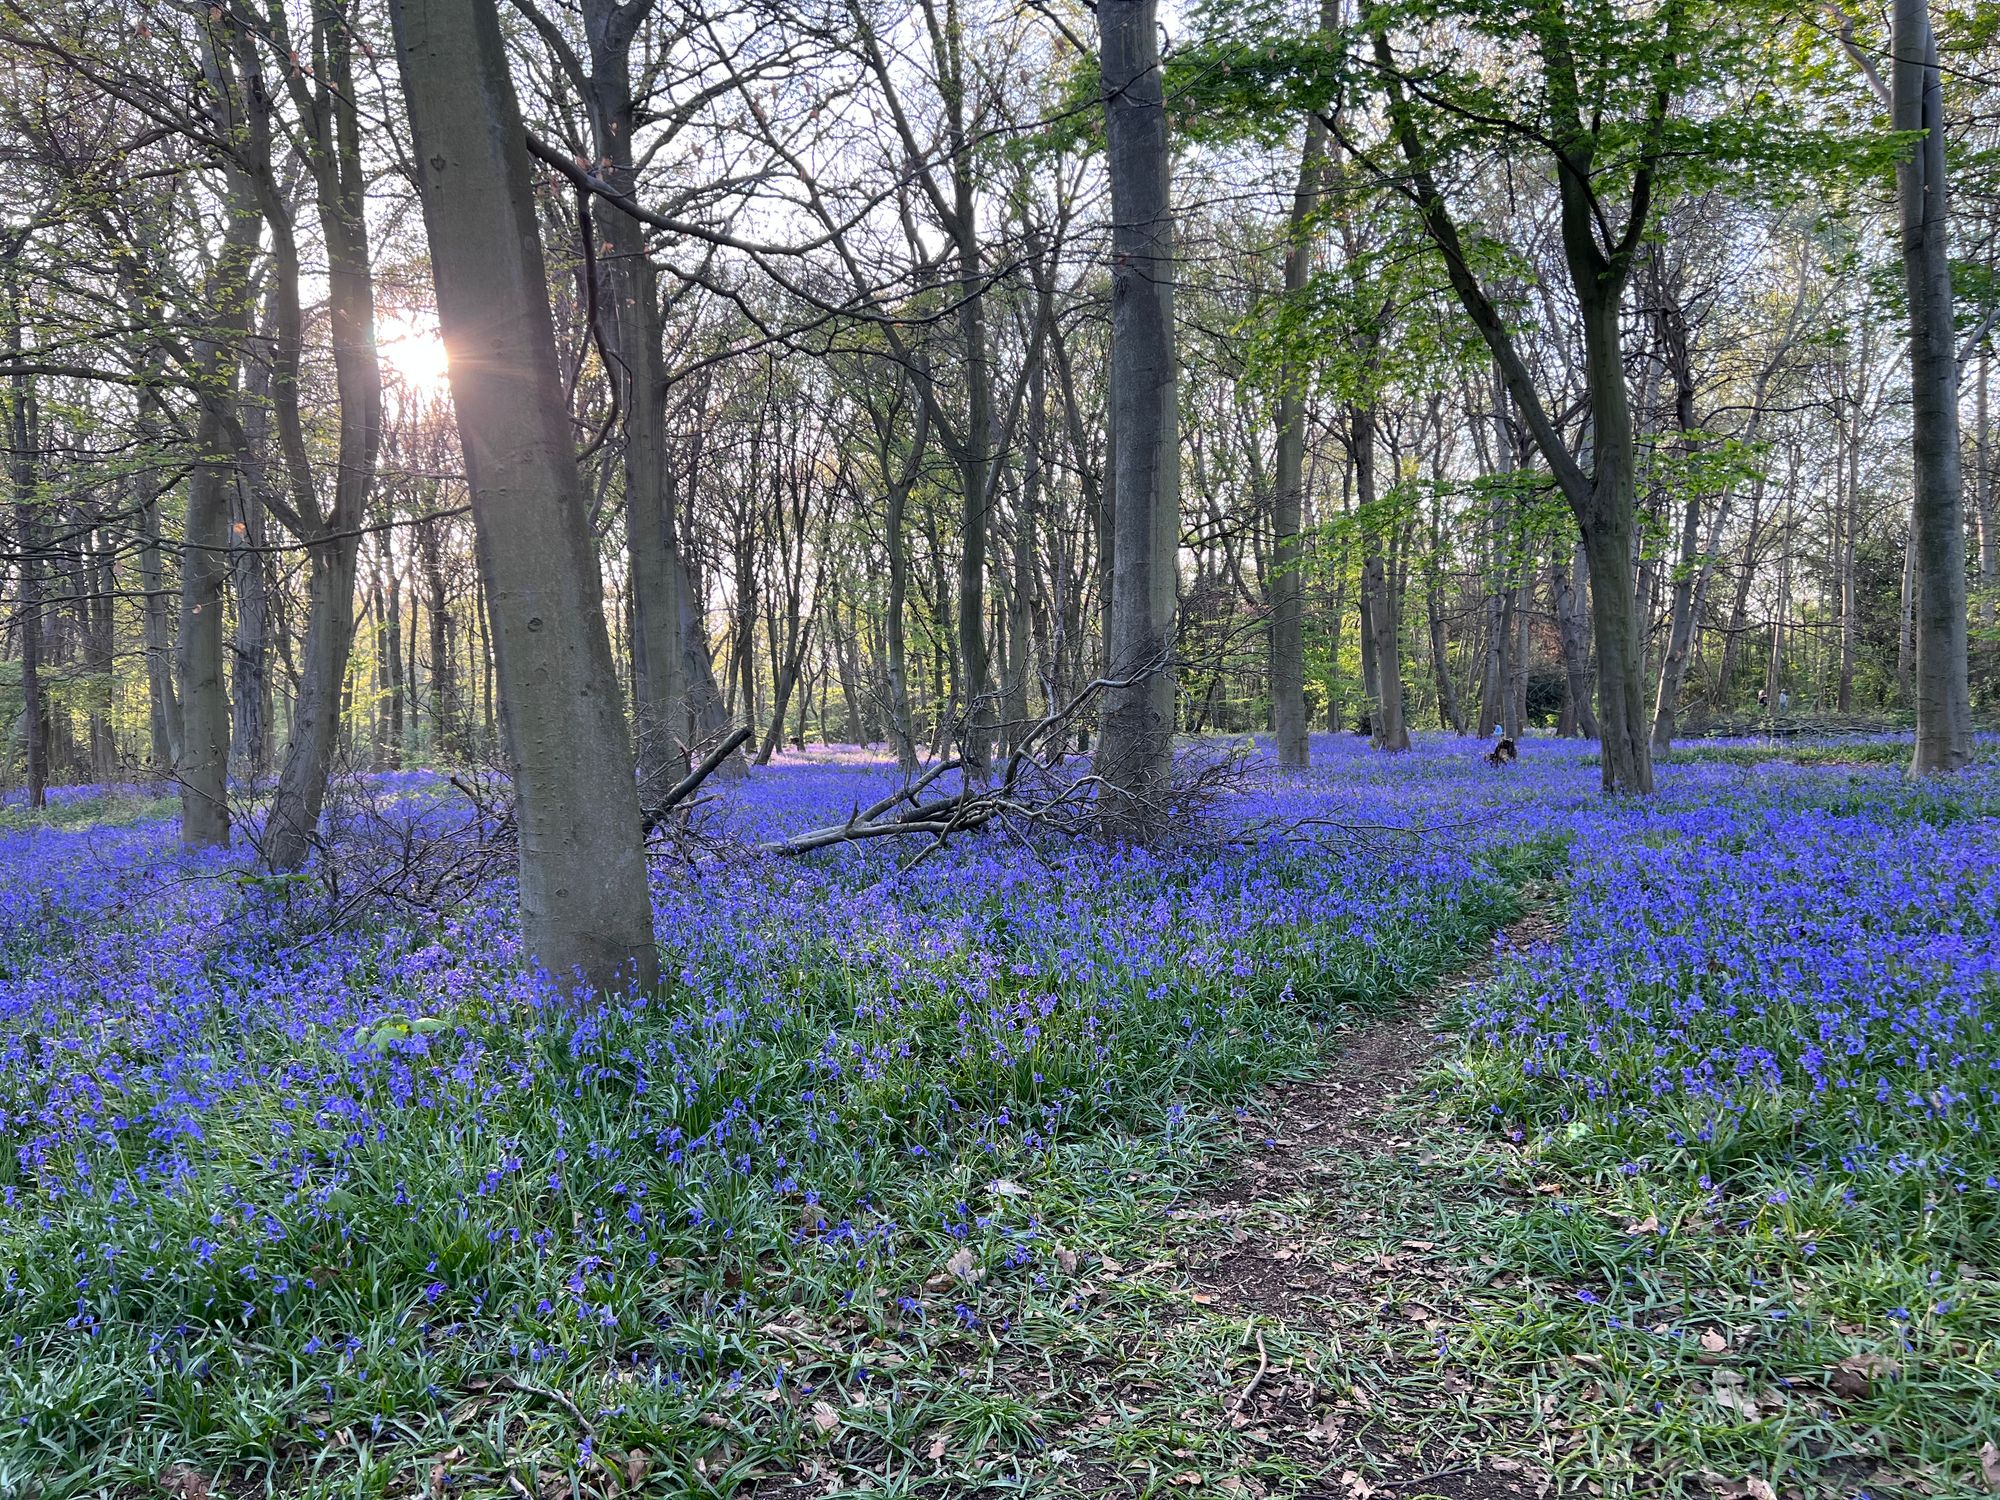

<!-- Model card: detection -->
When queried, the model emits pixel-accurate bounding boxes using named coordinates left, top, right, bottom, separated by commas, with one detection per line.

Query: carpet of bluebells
left=0, top=733, right=1995, bottom=1494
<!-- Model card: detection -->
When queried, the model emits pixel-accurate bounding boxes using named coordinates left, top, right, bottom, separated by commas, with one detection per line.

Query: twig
left=1227, top=1327, right=1269, bottom=1416
left=490, top=1374, right=594, bottom=1435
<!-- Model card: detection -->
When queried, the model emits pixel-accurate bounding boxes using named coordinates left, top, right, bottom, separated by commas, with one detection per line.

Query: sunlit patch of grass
left=0, top=783, right=177, bottom=830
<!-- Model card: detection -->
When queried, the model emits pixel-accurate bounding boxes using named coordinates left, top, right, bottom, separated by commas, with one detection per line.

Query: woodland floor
left=764, top=903, right=1591, bottom=1500
left=7, top=738, right=1995, bottom=1500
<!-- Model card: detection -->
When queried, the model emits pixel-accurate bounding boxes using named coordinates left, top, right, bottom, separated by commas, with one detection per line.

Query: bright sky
left=378, top=307, right=450, bottom=393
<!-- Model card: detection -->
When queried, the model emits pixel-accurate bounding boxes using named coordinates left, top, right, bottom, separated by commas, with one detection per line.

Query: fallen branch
left=641, top=724, right=753, bottom=835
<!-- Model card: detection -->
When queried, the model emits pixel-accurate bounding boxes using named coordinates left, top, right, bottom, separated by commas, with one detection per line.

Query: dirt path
left=1171, top=906, right=1563, bottom=1500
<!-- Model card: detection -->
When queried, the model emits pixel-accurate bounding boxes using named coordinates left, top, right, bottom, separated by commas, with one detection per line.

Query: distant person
left=1757, top=688, right=1768, bottom=710
left=1778, top=690, right=1790, bottom=712
left=1485, top=737, right=1518, bottom=767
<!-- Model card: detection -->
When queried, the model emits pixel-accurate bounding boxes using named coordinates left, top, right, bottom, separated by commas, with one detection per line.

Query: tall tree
left=1892, top=0, right=1973, bottom=774
left=389, top=0, right=660, bottom=992
left=1094, top=0, right=1179, bottom=839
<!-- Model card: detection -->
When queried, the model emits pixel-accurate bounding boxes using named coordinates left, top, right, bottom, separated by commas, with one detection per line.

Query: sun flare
left=377, top=308, right=450, bottom=392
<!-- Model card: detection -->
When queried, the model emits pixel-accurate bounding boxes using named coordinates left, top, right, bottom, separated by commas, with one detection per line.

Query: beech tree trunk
left=1270, top=57, right=1329, bottom=770
left=1354, top=409, right=1408, bottom=751
left=1094, top=0, right=1179, bottom=840
left=1553, top=541, right=1598, bottom=738
left=579, top=3, right=690, bottom=797
left=391, top=0, right=659, bottom=994
left=261, top=9, right=385, bottom=871
left=1893, top=0, right=1973, bottom=774
left=178, top=47, right=261, bottom=847
left=1575, top=288, right=1653, bottom=791
left=135, top=390, right=183, bottom=776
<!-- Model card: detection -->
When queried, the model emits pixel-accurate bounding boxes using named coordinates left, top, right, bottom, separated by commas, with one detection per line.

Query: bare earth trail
left=1155, top=906, right=1566, bottom=1500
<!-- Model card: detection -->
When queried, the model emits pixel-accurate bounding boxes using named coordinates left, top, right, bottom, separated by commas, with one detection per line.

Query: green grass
left=0, top=832, right=1541, bottom=1498
left=0, top=786, right=178, bottom=831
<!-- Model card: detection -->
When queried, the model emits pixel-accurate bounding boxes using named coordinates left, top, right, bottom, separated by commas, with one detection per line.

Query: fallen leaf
left=1981, top=1440, right=2000, bottom=1491
left=1699, top=1328, right=1729, bottom=1354
left=1747, top=1481, right=1777, bottom=1500
left=1170, top=1472, right=1203, bottom=1488
left=809, top=1400, right=840, bottom=1434
left=428, top=1447, right=468, bottom=1499
left=988, top=1178, right=1028, bottom=1199
left=159, top=1468, right=212, bottom=1500
left=1054, top=1247, right=1079, bottom=1274
left=945, top=1247, right=979, bottom=1282
left=1192, top=1291, right=1216, bottom=1305
left=1711, top=1370, right=1760, bottom=1422
left=925, top=1431, right=949, bottom=1461
left=625, top=1451, right=651, bottom=1488
left=1625, top=1214, right=1661, bottom=1235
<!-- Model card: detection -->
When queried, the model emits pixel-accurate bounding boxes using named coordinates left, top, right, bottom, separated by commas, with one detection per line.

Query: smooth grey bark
left=1004, top=310, right=1048, bottom=753
left=1716, top=471, right=1769, bottom=699
left=230, top=351, right=273, bottom=779
left=1270, top=71, right=1330, bottom=770
left=135, top=388, right=183, bottom=775
left=1647, top=277, right=1701, bottom=750
left=1893, top=0, right=1974, bottom=774
left=415, top=511, right=459, bottom=756
left=1976, top=350, right=1995, bottom=644
left=1094, top=0, right=1179, bottom=840
left=252, top=4, right=385, bottom=871
left=1553, top=541, right=1598, bottom=737
left=1353, top=408, right=1408, bottom=751
left=179, top=35, right=262, bottom=847
left=1504, top=554, right=1532, bottom=740
left=1573, top=289, right=1652, bottom=790
left=390, top=0, right=659, bottom=994
left=377, top=527, right=405, bottom=765
left=6, top=309, right=45, bottom=808
left=4, top=233, right=47, bottom=807
left=565, top=0, right=690, bottom=795
left=1426, top=483, right=1462, bottom=732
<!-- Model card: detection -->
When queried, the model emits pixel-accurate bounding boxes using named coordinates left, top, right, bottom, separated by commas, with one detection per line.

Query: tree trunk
left=417, top=512, right=458, bottom=756
left=381, top=527, right=405, bottom=766
left=581, top=14, right=689, bottom=797
left=1505, top=554, right=1532, bottom=740
left=261, top=11, right=386, bottom=871
left=391, top=0, right=659, bottom=994
left=1094, top=0, right=1179, bottom=840
left=1893, top=0, right=1974, bottom=774
left=177, top=79, right=261, bottom=846
left=1576, top=287, right=1653, bottom=793
left=1553, top=540, right=1598, bottom=737
left=1270, top=48, right=1330, bottom=770
left=1649, top=489, right=1703, bottom=750
left=136, top=393, right=183, bottom=776
left=1354, top=408, right=1408, bottom=751
left=1976, top=350, right=1995, bottom=642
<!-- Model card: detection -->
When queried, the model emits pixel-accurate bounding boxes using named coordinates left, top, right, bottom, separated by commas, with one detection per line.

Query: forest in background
left=1, top=0, right=1994, bottom=854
